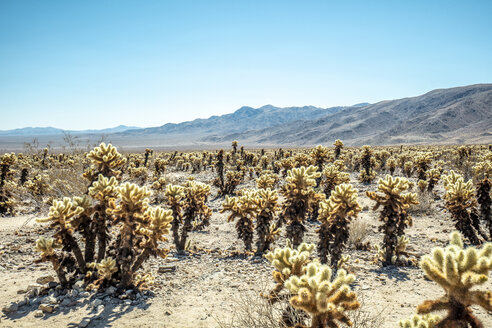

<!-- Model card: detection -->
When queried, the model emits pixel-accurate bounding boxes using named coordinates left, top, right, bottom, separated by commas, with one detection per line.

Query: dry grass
left=348, top=216, right=371, bottom=248
left=215, top=283, right=386, bottom=328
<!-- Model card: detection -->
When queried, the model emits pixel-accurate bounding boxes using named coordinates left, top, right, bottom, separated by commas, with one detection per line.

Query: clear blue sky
left=1, top=0, right=491, bottom=130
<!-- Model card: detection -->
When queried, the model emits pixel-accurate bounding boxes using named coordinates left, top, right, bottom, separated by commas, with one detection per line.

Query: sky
left=0, top=0, right=491, bottom=130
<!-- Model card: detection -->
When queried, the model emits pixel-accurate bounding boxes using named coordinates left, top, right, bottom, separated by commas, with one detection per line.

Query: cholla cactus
left=310, top=145, right=330, bottom=185
left=165, top=181, right=211, bottom=251
left=284, top=262, right=360, bottom=328
left=132, top=207, right=173, bottom=272
left=442, top=170, right=463, bottom=190
left=359, top=145, right=377, bottom=183
left=0, top=153, right=17, bottom=215
left=333, top=139, right=343, bottom=160
left=317, top=183, right=361, bottom=268
left=108, top=183, right=151, bottom=287
left=426, top=168, right=441, bottom=192
left=221, top=189, right=259, bottom=251
left=38, top=198, right=87, bottom=272
left=88, top=174, right=118, bottom=261
left=85, top=143, right=126, bottom=180
left=399, top=314, right=441, bottom=328
left=415, top=153, right=432, bottom=180
left=321, top=165, right=350, bottom=197
left=444, top=178, right=484, bottom=244
left=387, top=157, right=397, bottom=175
left=256, top=171, right=279, bottom=189
left=264, top=240, right=315, bottom=303
left=256, top=188, right=280, bottom=254
left=473, top=161, right=492, bottom=239
left=165, top=184, right=186, bottom=249
left=35, top=237, right=67, bottom=286
left=416, top=232, right=492, bottom=327
left=367, top=175, right=418, bottom=265
left=281, top=166, right=322, bottom=247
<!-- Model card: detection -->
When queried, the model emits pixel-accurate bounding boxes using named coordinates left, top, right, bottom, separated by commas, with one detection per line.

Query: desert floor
left=1, top=171, right=491, bottom=328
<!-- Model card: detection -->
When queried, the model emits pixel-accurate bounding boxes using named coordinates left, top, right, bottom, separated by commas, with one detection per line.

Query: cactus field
left=0, top=142, right=491, bottom=327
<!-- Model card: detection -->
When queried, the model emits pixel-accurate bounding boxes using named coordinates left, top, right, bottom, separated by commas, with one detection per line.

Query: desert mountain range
left=1, top=84, right=490, bottom=151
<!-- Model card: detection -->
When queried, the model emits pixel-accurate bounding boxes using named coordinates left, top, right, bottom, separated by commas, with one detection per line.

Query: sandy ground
left=0, top=172, right=491, bottom=328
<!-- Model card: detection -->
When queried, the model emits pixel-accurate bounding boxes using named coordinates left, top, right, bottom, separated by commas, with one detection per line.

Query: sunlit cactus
left=96, top=257, right=117, bottom=280
left=256, top=188, right=280, bottom=254
left=321, top=164, right=350, bottom=197
left=165, top=181, right=211, bottom=251
left=416, top=232, right=492, bottom=327
left=444, top=178, right=485, bottom=244
left=38, top=197, right=87, bottom=272
left=415, top=153, right=432, bottom=180
left=399, top=314, right=441, bottom=328
left=35, top=237, right=67, bottom=286
left=310, top=145, right=330, bottom=186
left=333, top=139, right=344, bottom=160
left=367, top=175, right=418, bottom=266
left=221, top=189, right=259, bottom=251
left=473, top=161, right=492, bottom=240
left=426, top=168, right=441, bottom=192
left=442, top=170, right=463, bottom=190
left=132, top=207, right=173, bottom=272
left=264, top=240, right=315, bottom=303
left=284, top=262, right=360, bottom=328
left=359, top=145, right=377, bottom=183
left=256, top=171, right=279, bottom=189
left=85, top=142, right=126, bottom=179
left=317, top=183, right=361, bottom=268
left=281, top=166, right=322, bottom=247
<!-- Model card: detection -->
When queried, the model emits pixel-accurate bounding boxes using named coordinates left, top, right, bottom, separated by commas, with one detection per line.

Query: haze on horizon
left=1, top=0, right=491, bottom=131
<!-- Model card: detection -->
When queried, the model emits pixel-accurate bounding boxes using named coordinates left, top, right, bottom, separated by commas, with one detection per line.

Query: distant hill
left=0, top=125, right=140, bottom=136
left=204, top=84, right=492, bottom=146
left=118, top=104, right=352, bottom=136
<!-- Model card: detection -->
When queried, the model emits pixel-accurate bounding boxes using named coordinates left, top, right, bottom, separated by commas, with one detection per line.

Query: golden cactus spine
left=317, top=183, right=361, bottom=268
left=444, top=178, right=484, bottom=244
left=284, top=262, right=360, bottom=328
left=281, top=166, right=322, bottom=247
left=417, top=232, right=492, bottom=327
left=367, top=175, right=418, bottom=265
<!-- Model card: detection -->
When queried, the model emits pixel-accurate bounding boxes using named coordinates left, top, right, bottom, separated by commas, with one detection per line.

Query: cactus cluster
left=35, top=143, right=173, bottom=290
left=367, top=175, right=418, bottom=265
left=317, top=183, right=361, bottom=268
left=281, top=166, right=322, bottom=247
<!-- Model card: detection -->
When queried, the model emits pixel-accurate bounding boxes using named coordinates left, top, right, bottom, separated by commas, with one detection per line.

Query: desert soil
left=0, top=171, right=491, bottom=327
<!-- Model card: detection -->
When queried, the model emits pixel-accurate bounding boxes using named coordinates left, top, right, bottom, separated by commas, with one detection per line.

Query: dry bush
left=348, top=216, right=371, bottom=248
left=215, top=285, right=385, bottom=328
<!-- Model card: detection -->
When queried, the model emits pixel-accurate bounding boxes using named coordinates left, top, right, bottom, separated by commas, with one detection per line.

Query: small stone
left=2, top=302, right=19, bottom=313
left=60, top=298, right=71, bottom=306
left=34, top=310, right=44, bottom=318
left=38, top=304, right=54, bottom=313
left=42, top=296, right=57, bottom=305
left=36, top=275, right=55, bottom=285
left=48, top=281, right=58, bottom=289
left=79, top=292, right=90, bottom=298
left=165, top=310, right=172, bottom=316
left=17, top=289, right=27, bottom=294
left=105, top=286, right=117, bottom=296
left=158, top=265, right=176, bottom=273
left=92, top=299, right=103, bottom=307
left=73, top=280, right=85, bottom=291
left=79, top=318, right=91, bottom=327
